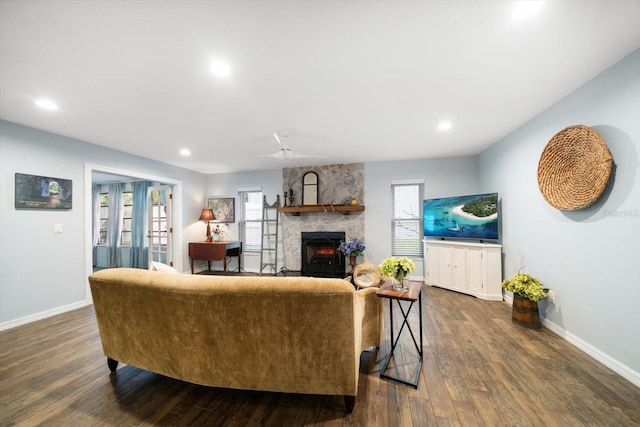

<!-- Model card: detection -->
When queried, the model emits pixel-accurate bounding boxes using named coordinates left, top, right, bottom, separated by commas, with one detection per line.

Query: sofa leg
left=344, top=395, right=355, bottom=413
left=107, top=357, right=119, bottom=372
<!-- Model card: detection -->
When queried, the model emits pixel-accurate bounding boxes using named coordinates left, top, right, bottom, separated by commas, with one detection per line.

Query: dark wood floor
left=1, top=285, right=639, bottom=426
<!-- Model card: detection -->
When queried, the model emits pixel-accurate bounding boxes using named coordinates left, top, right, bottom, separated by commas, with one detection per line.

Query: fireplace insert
left=301, top=231, right=345, bottom=278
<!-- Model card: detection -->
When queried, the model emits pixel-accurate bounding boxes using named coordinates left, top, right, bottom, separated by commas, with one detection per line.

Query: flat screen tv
left=423, top=192, right=499, bottom=241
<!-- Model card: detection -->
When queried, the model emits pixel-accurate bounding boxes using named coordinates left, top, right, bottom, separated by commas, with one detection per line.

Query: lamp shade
left=199, top=208, right=215, bottom=221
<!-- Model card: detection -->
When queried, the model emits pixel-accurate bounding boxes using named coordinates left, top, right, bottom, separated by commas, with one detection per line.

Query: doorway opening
left=85, top=164, right=183, bottom=303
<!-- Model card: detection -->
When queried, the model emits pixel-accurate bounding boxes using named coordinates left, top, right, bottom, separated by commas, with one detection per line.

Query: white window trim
left=391, top=182, right=424, bottom=258
left=238, top=190, right=263, bottom=253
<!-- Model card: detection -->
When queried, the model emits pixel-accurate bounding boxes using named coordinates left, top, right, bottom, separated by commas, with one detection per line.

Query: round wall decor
left=537, top=125, right=612, bottom=211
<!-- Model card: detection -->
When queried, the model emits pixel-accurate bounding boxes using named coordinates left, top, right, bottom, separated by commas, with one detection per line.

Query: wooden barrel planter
left=512, top=294, right=541, bottom=329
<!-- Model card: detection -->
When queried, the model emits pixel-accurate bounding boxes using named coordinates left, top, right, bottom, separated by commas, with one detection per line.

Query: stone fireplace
left=301, top=231, right=345, bottom=278
left=281, top=163, right=364, bottom=272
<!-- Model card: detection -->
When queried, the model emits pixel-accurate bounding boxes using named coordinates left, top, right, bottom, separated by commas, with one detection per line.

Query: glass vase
left=392, top=272, right=408, bottom=292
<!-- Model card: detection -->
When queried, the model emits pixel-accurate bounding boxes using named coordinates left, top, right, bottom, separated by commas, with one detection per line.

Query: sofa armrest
left=356, top=287, right=382, bottom=351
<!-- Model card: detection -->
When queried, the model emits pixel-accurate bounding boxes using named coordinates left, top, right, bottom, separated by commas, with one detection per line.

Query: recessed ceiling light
left=179, top=149, right=191, bottom=157
left=210, top=59, right=231, bottom=78
left=35, top=99, right=59, bottom=110
left=511, top=1, right=544, bottom=21
left=437, top=121, right=452, bottom=132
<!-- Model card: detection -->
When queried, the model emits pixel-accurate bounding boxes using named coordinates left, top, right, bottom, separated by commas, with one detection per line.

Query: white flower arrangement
left=379, top=257, right=415, bottom=282
left=212, top=224, right=227, bottom=237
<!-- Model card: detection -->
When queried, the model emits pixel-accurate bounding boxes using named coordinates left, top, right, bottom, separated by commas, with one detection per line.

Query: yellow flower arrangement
left=501, top=273, right=548, bottom=302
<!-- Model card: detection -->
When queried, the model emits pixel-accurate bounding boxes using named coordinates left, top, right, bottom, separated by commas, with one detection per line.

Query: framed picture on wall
left=207, top=197, right=235, bottom=223
left=15, top=173, right=73, bottom=210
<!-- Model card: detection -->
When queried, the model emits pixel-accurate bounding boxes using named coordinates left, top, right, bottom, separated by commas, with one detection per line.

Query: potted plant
left=502, top=272, right=548, bottom=329
left=338, top=237, right=365, bottom=258
left=379, top=257, right=415, bottom=292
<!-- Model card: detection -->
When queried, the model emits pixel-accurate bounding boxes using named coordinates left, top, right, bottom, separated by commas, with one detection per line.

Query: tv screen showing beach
left=423, top=193, right=499, bottom=240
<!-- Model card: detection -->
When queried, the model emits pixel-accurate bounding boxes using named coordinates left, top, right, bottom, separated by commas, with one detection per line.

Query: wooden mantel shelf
left=278, top=204, right=365, bottom=216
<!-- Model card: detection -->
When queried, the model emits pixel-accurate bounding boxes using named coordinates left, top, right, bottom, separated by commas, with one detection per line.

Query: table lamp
left=199, top=208, right=215, bottom=241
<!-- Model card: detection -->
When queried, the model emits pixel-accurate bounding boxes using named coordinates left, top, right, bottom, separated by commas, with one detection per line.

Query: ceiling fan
left=260, top=131, right=327, bottom=161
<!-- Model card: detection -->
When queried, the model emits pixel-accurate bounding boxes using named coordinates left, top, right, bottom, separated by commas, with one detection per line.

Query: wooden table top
left=376, top=278, right=422, bottom=301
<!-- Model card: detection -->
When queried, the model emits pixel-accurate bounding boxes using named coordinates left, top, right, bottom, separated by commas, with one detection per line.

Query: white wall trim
left=390, top=178, right=425, bottom=185
left=0, top=301, right=88, bottom=331
left=542, top=318, right=640, bottom=388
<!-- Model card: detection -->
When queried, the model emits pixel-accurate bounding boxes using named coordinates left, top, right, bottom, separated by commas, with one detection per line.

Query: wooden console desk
left=188, top=241, right=242, bottom=274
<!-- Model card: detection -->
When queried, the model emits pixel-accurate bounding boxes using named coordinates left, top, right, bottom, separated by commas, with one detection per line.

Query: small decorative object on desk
left=212, top=224, right=227, bottom=242
left=502, top=266, right=548, bottom=329
left=379, top=257, right=415, bottom=292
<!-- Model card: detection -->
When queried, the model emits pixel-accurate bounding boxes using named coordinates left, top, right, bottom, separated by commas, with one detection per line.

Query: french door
left=147, top=185, right=173, bottom=266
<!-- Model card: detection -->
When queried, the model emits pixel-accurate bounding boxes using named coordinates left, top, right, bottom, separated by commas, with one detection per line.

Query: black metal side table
left=376, top=278, right=423, bottom=388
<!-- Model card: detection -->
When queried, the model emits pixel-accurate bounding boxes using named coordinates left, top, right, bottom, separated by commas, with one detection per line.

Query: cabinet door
left=484, top=247, right=503, bottom=297
left=467, top=248, right=484, bottom=293
left=426, top=243, right=441, bottom=283
left=452, top=247, right=467, bottom=289
left=440, top=246, right=453, bottom=285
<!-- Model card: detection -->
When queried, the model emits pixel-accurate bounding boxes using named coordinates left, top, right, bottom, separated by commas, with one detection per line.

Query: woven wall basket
left=537, top=125, right=612, bottom=211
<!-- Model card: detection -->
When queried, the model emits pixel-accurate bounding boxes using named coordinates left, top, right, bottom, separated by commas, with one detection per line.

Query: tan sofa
left=88, top=268, right=382, bottom=411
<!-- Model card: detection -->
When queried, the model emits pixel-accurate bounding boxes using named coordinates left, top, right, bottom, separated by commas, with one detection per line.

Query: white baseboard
left=503, top=293, right=513, bottom=306
left=542, top=318, right=640, bottom=388
left=0, top=300, right=89, bottom=331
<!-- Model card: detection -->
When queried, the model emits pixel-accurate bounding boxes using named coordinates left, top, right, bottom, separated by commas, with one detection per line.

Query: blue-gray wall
left=0, top=121, right=207, bottom=325
left=479, top=49, right=640, bottom=380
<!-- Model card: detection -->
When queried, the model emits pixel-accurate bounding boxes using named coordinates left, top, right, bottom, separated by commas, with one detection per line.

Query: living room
left=1, top=1, right=639, bottom=424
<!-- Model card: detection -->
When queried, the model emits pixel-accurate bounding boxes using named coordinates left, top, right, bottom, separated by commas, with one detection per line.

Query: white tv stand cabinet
left=423, top=240, right=503, bottom=301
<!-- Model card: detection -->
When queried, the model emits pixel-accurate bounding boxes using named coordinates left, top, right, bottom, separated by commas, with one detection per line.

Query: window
left=391, top=183, right=423, bottom=257
left=99, top=193, right=108, bottom=244
left=121, top=191, right=133, bottom=245
left=239, top=190, right=263, bottom=252
left=98, top=189, right=134, bottom=246
left=149, top=189, right=168, bottom=246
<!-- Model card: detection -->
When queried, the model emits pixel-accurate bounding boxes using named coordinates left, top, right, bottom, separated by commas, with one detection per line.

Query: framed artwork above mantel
left=207, top=197, right=235, bottom=223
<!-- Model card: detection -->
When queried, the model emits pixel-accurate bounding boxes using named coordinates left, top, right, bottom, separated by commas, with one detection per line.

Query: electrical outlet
left=54, top=224, right=63, bottom=234
left=548, top=290, right=555, bottom=304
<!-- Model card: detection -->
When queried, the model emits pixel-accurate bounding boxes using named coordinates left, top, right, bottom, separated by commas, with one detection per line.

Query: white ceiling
left=1, top=1, right=639, bottom=174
